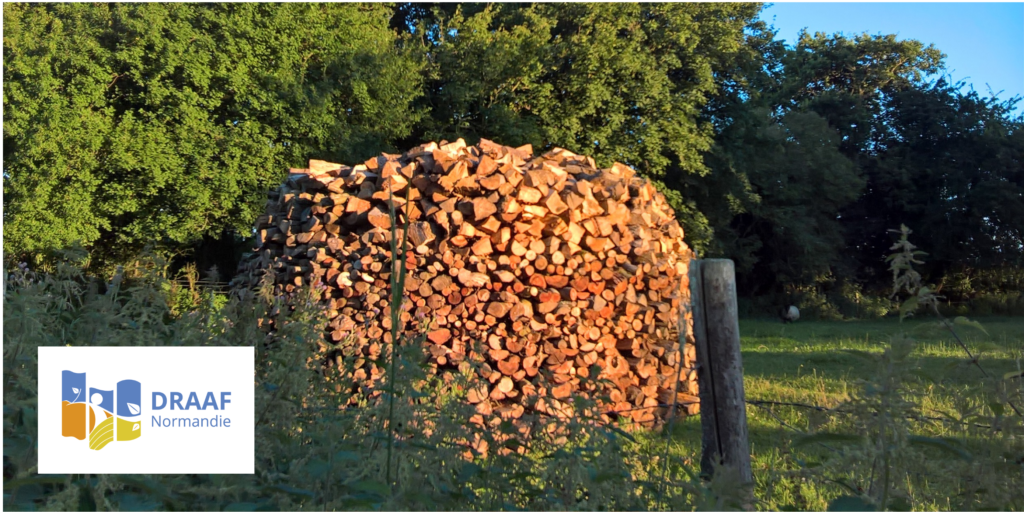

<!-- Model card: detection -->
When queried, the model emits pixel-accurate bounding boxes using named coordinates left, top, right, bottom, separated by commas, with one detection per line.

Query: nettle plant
left=785, top=226, right=1024, bottom=511
left=4, top=243, right=720, bottom=510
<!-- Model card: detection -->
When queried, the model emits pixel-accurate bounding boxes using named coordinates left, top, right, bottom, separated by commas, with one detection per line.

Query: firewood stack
left=236, top=138, right=699, bottom=427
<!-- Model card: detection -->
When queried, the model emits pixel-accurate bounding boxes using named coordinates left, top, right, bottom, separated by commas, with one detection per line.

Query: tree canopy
left=4, top=2, right=1021, bottom=309
left=3, top=3, right=424, bottom=266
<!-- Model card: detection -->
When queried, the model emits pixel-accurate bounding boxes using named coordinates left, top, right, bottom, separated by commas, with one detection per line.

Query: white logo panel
left=38, top=347, right=254, bottom=474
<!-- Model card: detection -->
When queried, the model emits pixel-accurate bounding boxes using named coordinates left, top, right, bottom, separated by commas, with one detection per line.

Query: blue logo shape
left=89, top=388, right=114, bottom=414
left=117, top=380, right=141, bottom=417
left=62, top=370, right=86, bottom=404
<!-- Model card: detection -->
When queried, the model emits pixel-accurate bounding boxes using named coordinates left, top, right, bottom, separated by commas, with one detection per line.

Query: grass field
left=662, top=316, right=1024, bottom=510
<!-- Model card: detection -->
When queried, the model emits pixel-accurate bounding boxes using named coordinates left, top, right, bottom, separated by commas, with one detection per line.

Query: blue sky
left=761, top=3, right=1024, bottom=109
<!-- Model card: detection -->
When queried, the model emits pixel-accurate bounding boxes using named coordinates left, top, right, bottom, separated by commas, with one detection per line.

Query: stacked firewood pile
left=236, top=139, right=698, bottom=427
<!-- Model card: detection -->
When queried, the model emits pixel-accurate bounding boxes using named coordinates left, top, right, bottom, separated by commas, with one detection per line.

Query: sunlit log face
left=237, top=139, right=698, bottom=429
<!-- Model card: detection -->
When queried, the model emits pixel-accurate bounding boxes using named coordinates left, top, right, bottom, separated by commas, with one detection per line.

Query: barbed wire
left=931, top=308, right=1024, bottom=417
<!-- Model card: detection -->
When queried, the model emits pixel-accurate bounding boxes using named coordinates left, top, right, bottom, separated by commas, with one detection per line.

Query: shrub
left=3, top=252, right=718, bottom=510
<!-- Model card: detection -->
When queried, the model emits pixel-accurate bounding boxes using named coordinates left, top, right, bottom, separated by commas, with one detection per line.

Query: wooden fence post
left=688, top=259, right=753, bottom=488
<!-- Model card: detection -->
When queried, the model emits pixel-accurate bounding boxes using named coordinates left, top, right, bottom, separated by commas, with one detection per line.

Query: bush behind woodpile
left=235, top=138, right=699, bottom=427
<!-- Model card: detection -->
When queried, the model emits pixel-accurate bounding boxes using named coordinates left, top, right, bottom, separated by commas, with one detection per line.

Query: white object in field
left=782, top=305, right=800, bottom=323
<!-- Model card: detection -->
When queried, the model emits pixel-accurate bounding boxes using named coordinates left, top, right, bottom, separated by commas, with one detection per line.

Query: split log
left=235, top=138, right=696, bottom=428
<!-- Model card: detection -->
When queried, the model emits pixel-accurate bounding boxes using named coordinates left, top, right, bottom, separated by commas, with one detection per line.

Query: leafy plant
left=3, top=245, right=723, bottom=510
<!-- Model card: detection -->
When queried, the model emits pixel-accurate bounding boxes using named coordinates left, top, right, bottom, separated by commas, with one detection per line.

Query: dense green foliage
left=3, top=253, right=740, bottom=511
left=3, top=3, right=424, bottom=267
left=406, top=4, right=756, bottom=176
left=4, top=2, right=1022, bottom=312
left=848, top=80, right=1024, bottom=278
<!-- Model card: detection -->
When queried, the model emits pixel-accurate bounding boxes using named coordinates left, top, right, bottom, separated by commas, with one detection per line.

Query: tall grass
left=3, top=246, right=716, bottom=510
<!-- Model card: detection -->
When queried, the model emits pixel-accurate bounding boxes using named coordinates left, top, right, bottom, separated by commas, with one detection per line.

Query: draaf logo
left=60, top=370, right=142, bottom=450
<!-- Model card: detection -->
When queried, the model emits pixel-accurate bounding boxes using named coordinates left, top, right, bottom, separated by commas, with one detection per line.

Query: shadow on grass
left=664, top=416, right=1011, bottom=488
left=742, top=349, right=1022, bottom=387
left=739, top=317, right=1024, bottom=348
left=667, top=405, right=1012, bottom=471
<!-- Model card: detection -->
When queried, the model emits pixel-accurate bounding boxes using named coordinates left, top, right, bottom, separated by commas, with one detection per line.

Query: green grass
left=662, top=316, right=1024, bottom=510
left=741, top=316, right=1024, bottom=403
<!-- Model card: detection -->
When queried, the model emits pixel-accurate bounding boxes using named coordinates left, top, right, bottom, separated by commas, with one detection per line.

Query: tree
left=777, top=31, right=945, bottom=158
left=399, top=3, right=760, bottom=204
left=9, top=3, right=1019, bottom=306
left=693, top=30, right=952, bottom=300
left=844, top=79, right=1024, bottom=284
left=3, top=3, right=424, bottom=269
left=701, top=107, right=863, bottom=296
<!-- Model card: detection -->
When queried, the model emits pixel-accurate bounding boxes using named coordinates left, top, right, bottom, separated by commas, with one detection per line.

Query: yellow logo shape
left=89, top=417, right=115, bottom=451
left=117, top=418, right=142, bottom=441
